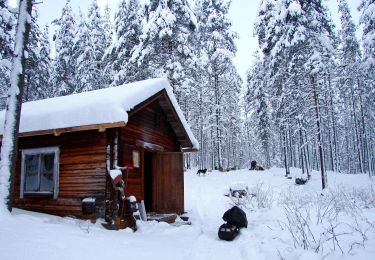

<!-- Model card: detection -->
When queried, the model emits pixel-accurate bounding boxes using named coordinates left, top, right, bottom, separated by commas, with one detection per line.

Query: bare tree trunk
left=0, top=0, right=33, bottom=213
left=326, top=101, right=334, bottom=172
left=282, top=128, right=290, bottom=177
left=330, top=94, right=339, bottom=172
left=350, top=87, right=364, bottom=173
left=214, top=72, right=222, bottom=170
left=299, top=125, right=305, bottom=174
left=210, top=126, right=215, bottom=170
left=246, top=121, right=252, bottom=167
left=345, top=134, right=351, bottom=173
left=288, top=127, right=294, bottom=167
left=311, top=74, right=326, bottom=189
left=358, top=80, right=372, bottom=177
left=198, top=85, right=204, bottom=170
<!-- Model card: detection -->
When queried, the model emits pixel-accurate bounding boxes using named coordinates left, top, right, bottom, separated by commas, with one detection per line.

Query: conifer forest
left=1, top=0, right=374, bottom=178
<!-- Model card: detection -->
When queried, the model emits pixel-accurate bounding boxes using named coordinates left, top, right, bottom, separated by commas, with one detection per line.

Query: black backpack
left=222, top=206, right=248, bottom=228
left=295, top=178, right=307, bottom=185
left=218, top=223, right=239, bottom=241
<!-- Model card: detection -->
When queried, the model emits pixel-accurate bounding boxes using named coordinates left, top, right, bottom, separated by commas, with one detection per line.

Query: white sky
left=9, top=0, right=361, bottom=81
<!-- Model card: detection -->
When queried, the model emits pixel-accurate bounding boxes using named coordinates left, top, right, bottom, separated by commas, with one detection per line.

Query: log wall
left=122, top=101, right=180, bottom=152
left=13, top=130, right=107, bottom=217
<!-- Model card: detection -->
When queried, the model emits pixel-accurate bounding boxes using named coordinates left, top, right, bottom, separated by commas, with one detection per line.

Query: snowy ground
left=1, top=168, right=375, bottom=260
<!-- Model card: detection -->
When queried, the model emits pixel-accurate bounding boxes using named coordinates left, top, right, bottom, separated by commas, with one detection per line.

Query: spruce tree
left=246, top=51, right=272, bottom=168
left=254, top=0, right=336, bottom=187
left=131, top=0, right=197, bottom=100
left=337, top=0, right=365, bottom=174
left=0, top=0, right=15, bottom=106
left=359, top=0, right=375, bottom=176
left=102, top=4, right=113, bottom=86
left=24, top=12, right=52, bottom=101
left=72, top=11, right=92, bottom=93
left=36, top=26, right=52, bottom=99
left=195, top=0, right=240, bottom=170
left=104, top=0, right=144, bottom=86
left=103, top=4, right=113, bottom=51
left=86, top=0, right=108, bottom=89
left=74, top=1, right=108, bottom=93
left=51, top=0, right=76, bottom=96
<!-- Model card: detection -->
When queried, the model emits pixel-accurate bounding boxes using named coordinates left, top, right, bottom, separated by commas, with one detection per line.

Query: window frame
left=20, top=147, right=60, bottom=199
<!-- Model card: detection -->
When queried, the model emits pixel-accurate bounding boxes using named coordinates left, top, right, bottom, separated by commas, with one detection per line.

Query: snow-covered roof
left=0, top=78, right=198, bottom=150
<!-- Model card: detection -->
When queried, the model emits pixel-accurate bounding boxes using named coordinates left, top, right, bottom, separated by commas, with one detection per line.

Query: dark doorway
left=144, top=151, right=153, bottom=211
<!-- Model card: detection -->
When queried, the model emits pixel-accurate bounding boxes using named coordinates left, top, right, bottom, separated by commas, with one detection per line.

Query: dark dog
left=197, top=169, right=207, bottom=176
left=249, top=161, right=264, bottom=171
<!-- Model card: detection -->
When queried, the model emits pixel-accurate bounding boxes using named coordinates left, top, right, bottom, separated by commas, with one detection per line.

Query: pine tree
left=102, top=4, right=113, bottom=86
left=0, top=0, right=15, bottom=107
left=131, top=0, right=197, bottom=100
left=103, top=4, right=113, bottom=51
left=359, top=0, right=375, bottom=73
left=36, top=26, right=52, bottom=99
left=24, top=10, right=41, bottom=102
left=72, top=11, right=92, bottom=93
left=358, top=0, right=375, bottom=176
left=87, top=0, right=108, bottom=89
left=104, top=0, right=144, bottom=86
left=336, top=0, right=364, bottom=174
left=254, top=0, right=336, bottom=187
left=195, top=0, right=239, bottom=170
left=24, top=12, right=52, bottom=101
left=73, top=1, right=108, bottom=93
left=246, top=51, right=272, bottom=168
left=51, top=0, right=76, bottom=96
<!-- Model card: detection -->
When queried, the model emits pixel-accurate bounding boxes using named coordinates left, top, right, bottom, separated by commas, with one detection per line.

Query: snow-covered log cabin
left=0, top=78, right=198, bottom=219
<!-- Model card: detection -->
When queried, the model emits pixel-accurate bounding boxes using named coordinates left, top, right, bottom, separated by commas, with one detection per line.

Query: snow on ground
left=1, top=168, right=375, bottom=260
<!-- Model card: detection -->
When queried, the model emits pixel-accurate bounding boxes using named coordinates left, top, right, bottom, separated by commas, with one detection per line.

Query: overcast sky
left=9, top=0, right=361, bottom=80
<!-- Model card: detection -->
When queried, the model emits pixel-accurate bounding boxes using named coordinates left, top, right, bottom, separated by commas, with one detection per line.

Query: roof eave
left=1, top=121, right=127, bottom=138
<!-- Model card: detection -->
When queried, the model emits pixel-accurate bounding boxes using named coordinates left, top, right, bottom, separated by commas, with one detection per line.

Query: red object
left=113, top=175, right=123, bottom=185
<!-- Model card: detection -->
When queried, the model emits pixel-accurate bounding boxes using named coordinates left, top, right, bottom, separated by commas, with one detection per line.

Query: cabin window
left=132, top=150, right=140, bottom=168
left=21, top=147, right=60, bottom=199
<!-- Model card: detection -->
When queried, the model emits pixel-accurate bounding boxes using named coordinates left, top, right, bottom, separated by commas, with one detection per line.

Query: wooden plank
left=14, top=122, right=126, bottom=138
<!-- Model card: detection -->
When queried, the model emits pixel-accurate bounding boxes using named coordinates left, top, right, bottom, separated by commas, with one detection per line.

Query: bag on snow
left=218, top=223, right=239, bottom=241
left=295, top=178, right=307, bottom=185
left=222, top=206, right=248, bottom=228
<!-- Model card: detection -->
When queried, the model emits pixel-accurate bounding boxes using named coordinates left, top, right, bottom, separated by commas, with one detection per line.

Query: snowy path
left=1, top=168, right=375, bottom=260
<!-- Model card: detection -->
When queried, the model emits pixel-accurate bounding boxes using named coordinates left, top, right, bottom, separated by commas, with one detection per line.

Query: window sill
left=23, top=192, right=54, bottom=198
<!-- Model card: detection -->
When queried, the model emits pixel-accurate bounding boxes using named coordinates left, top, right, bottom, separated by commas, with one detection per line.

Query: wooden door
left=153, top=152, right=184, bottom=213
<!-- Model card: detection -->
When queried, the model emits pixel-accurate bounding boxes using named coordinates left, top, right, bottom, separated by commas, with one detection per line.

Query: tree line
left=245, top=0, right=374, bottom=181
left=0, top=0, right=373, bottom=178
